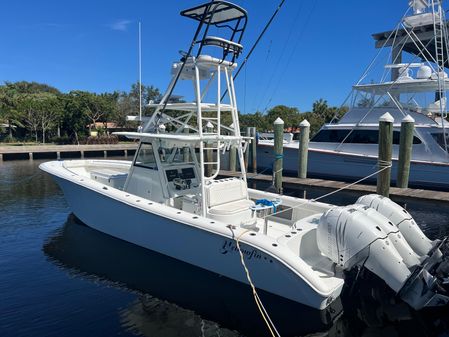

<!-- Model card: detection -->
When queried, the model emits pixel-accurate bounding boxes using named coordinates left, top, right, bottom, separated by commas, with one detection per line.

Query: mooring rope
left=234, top=229, right=282, bottom=337
left=262, top=162, right=393, bottom=220
left=271, top=154, right=283, bottom=186
left=377, top=159, right=392, bottom=169
left=232, top=162, right=393, bottom=336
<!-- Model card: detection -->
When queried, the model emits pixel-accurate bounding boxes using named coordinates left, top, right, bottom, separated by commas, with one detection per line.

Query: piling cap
left=274, top=117, right=284, bottom=125
left=379, top=112, right=394, bottom=123
left=402, top=114, right=415, bottom=123
left=300, top=119, right=310, bottom=127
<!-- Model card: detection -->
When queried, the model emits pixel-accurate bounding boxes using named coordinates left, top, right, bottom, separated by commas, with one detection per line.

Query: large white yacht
left=41, top=1, right=449, bottom=314
left=258, top=0, right=449, bottom=190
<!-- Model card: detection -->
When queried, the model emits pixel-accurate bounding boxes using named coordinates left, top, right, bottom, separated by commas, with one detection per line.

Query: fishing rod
left=221, top=0, right=286, bottom=101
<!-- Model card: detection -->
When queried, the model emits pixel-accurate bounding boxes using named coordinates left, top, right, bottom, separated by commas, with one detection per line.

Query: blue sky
left=0, top=0, right=421, bottom=113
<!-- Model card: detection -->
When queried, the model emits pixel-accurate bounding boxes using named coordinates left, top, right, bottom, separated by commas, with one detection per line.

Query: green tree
left=61, top=91, right=90, bottom=143
left=17, top=92, right=63, bottom=143
left=265, top=105, right=302, bottom=129
left=0, top=86, right=22, bottom=139
left=39, top=94, right=63, bottom=143
left=239, top=111, right=270, bottom=131
left=4, top=81, right=60, bottom=95
left=19, top=94, right=41, bottom=142
left=62, top=91, right=116, bottom=134
left=115, top=82, right=162, bottom=126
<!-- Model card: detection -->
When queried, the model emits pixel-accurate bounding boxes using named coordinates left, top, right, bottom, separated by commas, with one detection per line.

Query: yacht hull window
left=312, top=129, right=422, bottom=145
left=431, top=132, right=449, bottom=152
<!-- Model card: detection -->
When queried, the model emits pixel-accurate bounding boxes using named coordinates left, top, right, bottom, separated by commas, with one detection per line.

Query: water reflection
left=120, top=296, right=239, bottom=337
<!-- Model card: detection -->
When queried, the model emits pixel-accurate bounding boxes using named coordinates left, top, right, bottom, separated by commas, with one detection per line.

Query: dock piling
left=229, top=144, right=237, bottom=172
left=298, top=119, right=310, bottom=179
left=377, top=112, right=394, bottom=197
left=244, top=127, right=251, bottom=170
left=274, top=117, right=284, bottom=194
left=250, top=127, right=257, bottom=173
left=397, top=115, right=415, bottom=188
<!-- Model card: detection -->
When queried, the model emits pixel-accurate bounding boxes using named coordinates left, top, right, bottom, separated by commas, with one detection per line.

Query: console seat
left=205, top=178, right=254, bottom=224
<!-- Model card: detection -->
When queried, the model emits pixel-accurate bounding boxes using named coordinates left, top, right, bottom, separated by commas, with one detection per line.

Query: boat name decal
left=220, top=240, right=262, bottom=260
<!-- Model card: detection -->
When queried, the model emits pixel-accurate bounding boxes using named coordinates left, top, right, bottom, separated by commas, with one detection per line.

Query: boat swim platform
left=0, top=144, right=137, bottom=161
left=219, top=170, right=449, bottom=205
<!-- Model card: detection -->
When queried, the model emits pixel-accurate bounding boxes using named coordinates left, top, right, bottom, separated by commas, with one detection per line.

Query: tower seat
left=201, top=36, right=243, bottom=57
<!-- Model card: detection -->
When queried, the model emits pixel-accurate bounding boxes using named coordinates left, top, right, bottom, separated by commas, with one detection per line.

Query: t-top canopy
left=181, top=1, right=247, bottom=25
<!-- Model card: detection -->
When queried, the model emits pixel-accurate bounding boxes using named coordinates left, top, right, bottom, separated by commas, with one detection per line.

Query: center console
left=164, top=165, right=199, bottom=197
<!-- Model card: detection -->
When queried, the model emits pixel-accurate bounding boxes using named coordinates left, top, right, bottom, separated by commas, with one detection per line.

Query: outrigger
left=41, top=1, right=449, bottom=311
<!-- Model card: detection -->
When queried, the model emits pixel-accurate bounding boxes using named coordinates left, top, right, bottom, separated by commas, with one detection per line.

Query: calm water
left=2, top=159, right=449, bottom=337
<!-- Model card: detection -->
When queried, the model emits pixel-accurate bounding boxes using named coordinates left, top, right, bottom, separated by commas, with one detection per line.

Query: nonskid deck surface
left=62, top=159, right=132, bottom=178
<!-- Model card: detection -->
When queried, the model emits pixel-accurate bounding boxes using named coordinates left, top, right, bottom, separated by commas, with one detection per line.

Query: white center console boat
left=41, top=1, right=449, bottom=312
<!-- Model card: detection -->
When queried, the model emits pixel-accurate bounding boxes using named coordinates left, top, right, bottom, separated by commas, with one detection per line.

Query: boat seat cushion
left=205, top=178, right=249, bottom=208
left=208, top=199, right=254, bottom=216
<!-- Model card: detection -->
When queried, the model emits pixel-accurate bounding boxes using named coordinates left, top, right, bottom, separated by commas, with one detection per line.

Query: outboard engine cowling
left=356, top=194, right=434, bottom=256
left=317, top=197, right=449, bottom=310
left=351, top=204, right=422, bottom=268
left=317, top=206, right=412, bottom=292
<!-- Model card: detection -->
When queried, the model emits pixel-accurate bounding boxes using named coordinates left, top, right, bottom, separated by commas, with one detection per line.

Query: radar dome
left=417, top=65, right=432, bottom=79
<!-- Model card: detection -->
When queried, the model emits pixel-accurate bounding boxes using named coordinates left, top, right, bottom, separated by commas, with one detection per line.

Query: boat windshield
left=135, top=143, right=157, bottom=169
left=158, top=147, right=189, bottom=164
left=135, top=143, right=194, bottom=168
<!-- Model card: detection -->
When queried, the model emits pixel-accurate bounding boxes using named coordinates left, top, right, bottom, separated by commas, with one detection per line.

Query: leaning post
left=298, top=119, right=310, bottom=179
left=250, top=126, right=257, bottom=173
left=377, top=112, right=394, bottom=197
left=397, top=115, right=415, bottom=188
left=274, top=117, right=284, bottom=194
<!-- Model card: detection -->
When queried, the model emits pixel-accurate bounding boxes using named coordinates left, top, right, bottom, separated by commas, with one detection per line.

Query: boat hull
left=49, top=173, right=342, bottom=310
left=257, top=144, right=449, bottom=190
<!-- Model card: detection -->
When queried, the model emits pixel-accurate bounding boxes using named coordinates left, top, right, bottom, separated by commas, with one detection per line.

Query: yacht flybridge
left=258, top=0, right=449, bottom=190
left=41, top=1, right=449, bottom=312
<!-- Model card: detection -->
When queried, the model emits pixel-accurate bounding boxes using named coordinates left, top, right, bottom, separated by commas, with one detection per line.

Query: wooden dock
left=219, top=170, right=449, bottom=204
left=0, top=144, right=138, bottom=161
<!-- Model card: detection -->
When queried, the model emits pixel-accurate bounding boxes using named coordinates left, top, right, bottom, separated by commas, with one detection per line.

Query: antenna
left=138, top=21, right=142, bottom=128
